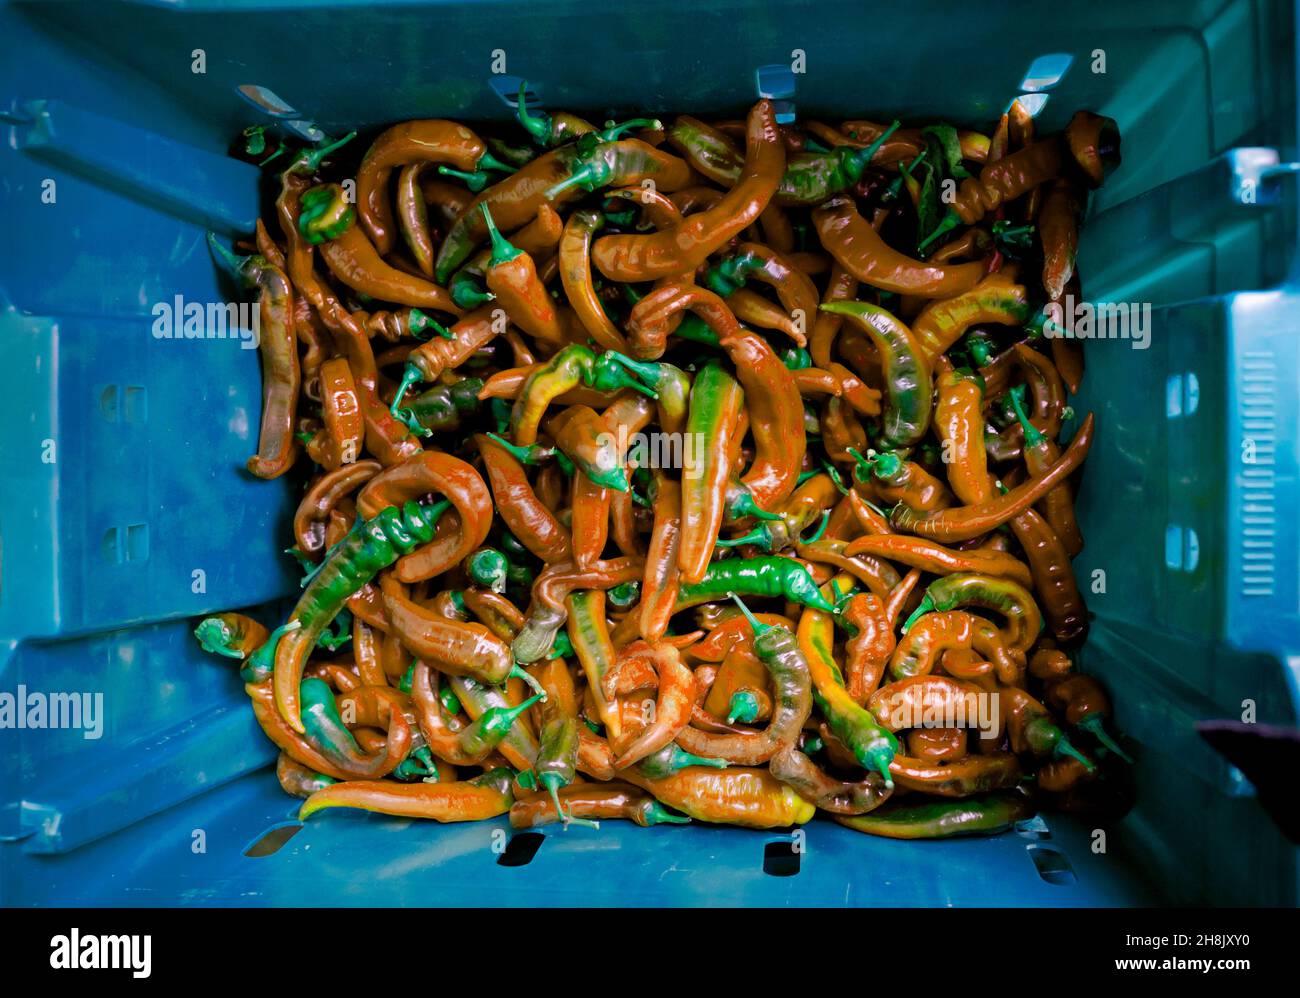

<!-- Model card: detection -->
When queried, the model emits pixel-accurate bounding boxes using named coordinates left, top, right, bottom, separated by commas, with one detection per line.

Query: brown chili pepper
left=842, top=593, right=895, bottom=704
left=769, top=745, right=892, bottom=815
left=813, top=195, right=983, bottom=298
left=907, top=727, right=968, bottom=763
left=1008, top=507, right=1088, bottom=642
left=609, top=641, right=697, bottom=768
left=889, top=752, right=1022, bottom=797
left=843, top=534, right=1033, bottom=588
left=294, top=460, right=382, bottom=561
left=912, top=272, right=1030, bottom=361
left=559, top=208, right=628, bottom=352
left=795, top=538, right=899, bottom=599
left=570, top=471, right=612, bottom=571
left=357, top=450, right=494, bottom=582
left=868, top=674, right=992, bottom=734
left=890, top=610, right=1023, bottom=685
left=592, top=100, right=784, bottom=282
left=639, top=474, right=684, bottom=641
left=891, top=413, right=1094, bottom=541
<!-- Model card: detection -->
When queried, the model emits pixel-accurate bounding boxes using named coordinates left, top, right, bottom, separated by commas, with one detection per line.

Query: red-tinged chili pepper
left=904, top=572, right=1041, bottom=655
left=411, top=662, right=510, bottom=766
left=810, top=263, right=859, bottom=369
left=310, top=358, right=364, bottom=469
left=889, top=610, right=1023, bottom=685
left=209, top=237, right=300, bottom=478
left=608, top=483, right=642, bottom=558
left=475, top=433, right=572, bottom=563
left=703, top=644, right=773, bottom=723
left=868, top=674, right=992, bottom=734
left=798, top=575, right=898, bottom=782
left=513, top=557, right=644, bottom=666
left=637, top=473, right=684, bottom=642
left=820, top=395, right=869, bottom=464
left=1040, top=177, right=1083, bottom=301
left=847, top=489, right=894, bottom=536
left=1008, top=507, right=1088, bottom=642
left=543, top=134, right=691, bottom=201
left=1008, top=383, right=1085, bottom=557
left=769, top=745, right=893, bottom=815
left=299, top=767, right=515, bottom=822
left=382, top=588, right=544, bottom=698
left=395, top=162, right=439, bottom=277
left=525, top=656, right=600, bottom=827
left=355, top=119, right=507, bottom=255
left=843, top=534, right=1033, bottom=588
left=672, top=595, right=811, bottom=765
left=276, top=752, right=336, bottom=800
left=891, top=413, right=1094, bottom=541
left=685, top=611, right=795, bottom=661
left=1030, top=646, right=1073, bottom=680
left=678, top=361, right=744, bottom=583
left=943, top=111, right=1119, bottom=226
left=1001, top=686, right=1094, bottom=770
left=792, top=366, right=845, bottom=400
left=570, top=471, right=612, bottom=570
left=478, top=203, right=564, bottom=344
left=673, top=556, right=837, bottom=614
left=907, top=726, right=968, bottom=763
left=510, top=783, right=689, bottom=828
left=591, top=100, right=784, bottom=282
left=840, top=593, right=894, bottom=704
left=911, top=273, right=1031, bottom=363
left=716, top=242, right=820, bottom=335
left=849, top=450, right=954, bottom=512
left=819, top=301, right=931, bottom=447
left=836, top=791, right=1032, bottom=837
left=300, top=184, right=460, bottom=314
left=356, top=450, right=494, bottom=582
left=889, top=751, right=1023, bottom=797
left=1035, top=756, right=1093, bottom=793
left=813, top=195, right=983, bottom=298
left=194, top=612, right=270, bottom=660
left=559, top=208, right=627, bottom=352
left=622, top=765, right=814, bottom=828
left=609, top=641, right=697, bottom=768
left=795, top=537, right=900, bottom=599
left=1043, top=673, right=1131, bottom=762
left=562, top=588, right=622, bottom=739
left=335, top=683, right=435, bottom=781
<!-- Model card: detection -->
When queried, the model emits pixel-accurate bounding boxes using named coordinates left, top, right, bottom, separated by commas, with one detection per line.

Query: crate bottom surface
left=5, top=769, right=1160, bottom=907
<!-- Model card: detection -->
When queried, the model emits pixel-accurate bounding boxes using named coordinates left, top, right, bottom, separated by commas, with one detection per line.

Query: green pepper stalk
left=242, top=620, right=301, bottom=684
left=637, top=743, right=727, bottom=780
left=450, top=268, right=495, bottom=309
left=607, top=580, right=640, bottom=609
left=194, top=618, right=247, bottom=660
left=297, top=182, right=356, bottom=244
left=399, top=377, right=483, bottom=435
left=467, top=547, right=510, bottom=594
left=436, top=148, right=518, bottom=193
left=1077, top=715, right=1133, bottom=763
left=284, top=131, right=357, bottom=177
left=727, top=691, right=761, bottom=724
left=458, top=692, right=545, bottom=758
left=316, top=607, right=353, bottom=651
left=393, top=745, right=440, bottom=783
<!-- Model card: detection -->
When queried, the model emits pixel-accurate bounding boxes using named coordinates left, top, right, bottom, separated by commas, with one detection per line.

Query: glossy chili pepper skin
left=194, top=612, right=270, bottom=660
left=299, top=767, right=515, bottom=822
left=475, top=433, right=572, bottom=563
left=911, top=272, right=1030, bottom=361
left=798, top=576, right=898, bottom=782
left=836, top=792, right=1033, bottom=838
left=841, top=593, right=894, bottom=704
left=844, top=534, right=1032, bottom=588
left=480, top=204, right=564, bottom=344
left=678, top=362, right=744, bottom=584
left=611, top=641, right=697, bottom=768
left=272, top=501, right=448, bottom=733
left=890, top=610, right=1023, bottom=685
left=769, top=745, right=892, bottom=815
left=673, top=556, right=836, bottom=614
left=813, top=196, right=983, bottom=298
left=921, top=572, right=1042, bottom=654
left=592, top=101, right=784, bottom=282
left=891, top=413, right=1095, bottom=541
left=623, top=766, right=814, bottom=828
left=559, top=208, right=626, bottom=352
left=820, top=302, right=931, bottom=448
left=1009, top=507, right=1088, bottom=642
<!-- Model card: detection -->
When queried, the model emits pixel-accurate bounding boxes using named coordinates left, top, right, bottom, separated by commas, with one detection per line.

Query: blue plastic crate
left=2, top=0, right=1297, bottom=906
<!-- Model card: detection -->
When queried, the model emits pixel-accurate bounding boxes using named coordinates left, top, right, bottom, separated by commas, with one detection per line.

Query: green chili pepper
left=637, top=743, right=727, bottom=780
left=607, top=581, right=640, bottom=609
left=836, top=793, right=1032, bottom=839
left=298, top=183, right=355, bottom=244
left=674, top=556, right=837, bottom=613
left=242, top=620, right=301, bottom=684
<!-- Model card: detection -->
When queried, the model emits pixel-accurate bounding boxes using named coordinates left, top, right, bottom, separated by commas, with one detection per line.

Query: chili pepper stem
left=799, top=510, right=832, bottom=544
left=1079, top=715, right=1133, bottom=764
left=715, top=525, right=772, bottom=550
left=1054, top=736, right=1096, bottom=772
left=508, top=664, right=549, bottom=702
left=728, top=592, right=772, bottom=635
left=1008, top=383, right=1045, bottom=447
left=480, top=204, right=523, bottom=264
left=642, top=802, right=691, bottom=825
left=900, top=593, right=935, bottom=633
left=516, top=81, right=552, bottom=145
left=727, top=691, right=760, bottom=725
left=917, top=208, right=962, bottom=254
left=600, top=117, right=663, bottom=140
left=439, top=165, right=489, bottom=192
left=194, top=618, right=244, bottom=659
left=486, top=432, right=555, bottom=466
left=542, top=774, right=600, bottom=830
left=849, top=118, right=901, bottom=174
left=390, top=363, right=432, bottom=437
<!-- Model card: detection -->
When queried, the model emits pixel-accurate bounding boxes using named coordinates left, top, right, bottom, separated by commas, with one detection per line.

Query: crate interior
left=2, top=0, right=1297, bottom=906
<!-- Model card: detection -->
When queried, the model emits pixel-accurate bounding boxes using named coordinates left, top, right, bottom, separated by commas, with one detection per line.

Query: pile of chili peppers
left=196, top=94, right=1129, bottom=840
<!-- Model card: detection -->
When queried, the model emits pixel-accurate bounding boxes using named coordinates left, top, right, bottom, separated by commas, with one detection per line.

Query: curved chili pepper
left=512, top=557, right=644, bottom=666
left=510, top=783, right=689, bottom=828
left=270, top=500, right=450, bottom=732
left=843, top=533, right=1032, bottom=587
left=841, top=593, right=894, bottom=704
left=891, top=413, right=1094, bottom=541
left=813, top=196, right=983, bottom=298
left=1008, top=507, right=1088, bottom=643
left=478, top=203, right=564, bottom=344
left=890, top=609, right=1022, bottom=685
left=609, top=641, right=697, bottom=769
left=907, top=726, right=968, bottom=763
left=591, top=100, right=784, bottom=282
left=475, top=433, right=572, bottom=563
left=559, top=208, right=627, bottom=352
left=300, top=767, right=515, bottom=822
left=1000, top=686, right=1094, bottom=770
left=673, top=556, right=835, bottom=614
left=622, top=765, right=814, bottom=829
left=850, top=450, right=954, bottom=512
left=798, top=575, right=897, bottom=782
left=301, top=184, right=460, bottom=314
left=1043, top=673, right=1131, bottom=762
left=769, top=745, right=892, bottom=815
left=357, top=450, right=494, bottom=582
left=637, top=474, right=684, bottom=642
left=795, top=537, right=899, bottom=599
left=194, top=612, right=269, bottom=660
left=210, top=237, right=300, bottom=478
left=836, top=792, right=1033, bottom=837
left=508, top=344, right=657, bottom=447
left=868, top=674, right=991, bottom=734
left=1008, top=382, right=1084, bottom=556
left=819, top=301, right=931, bottom=448
left=276, top=752, right=336, bottom=800
left=903, top=572, right=1041, bottom=654
left=703, top=643, right=773, bottom=724
left=678, top=361, right=744, bottom=583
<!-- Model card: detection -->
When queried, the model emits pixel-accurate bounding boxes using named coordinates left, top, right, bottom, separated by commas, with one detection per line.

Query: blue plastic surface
left=1, top=0, right=1298, bottom=906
